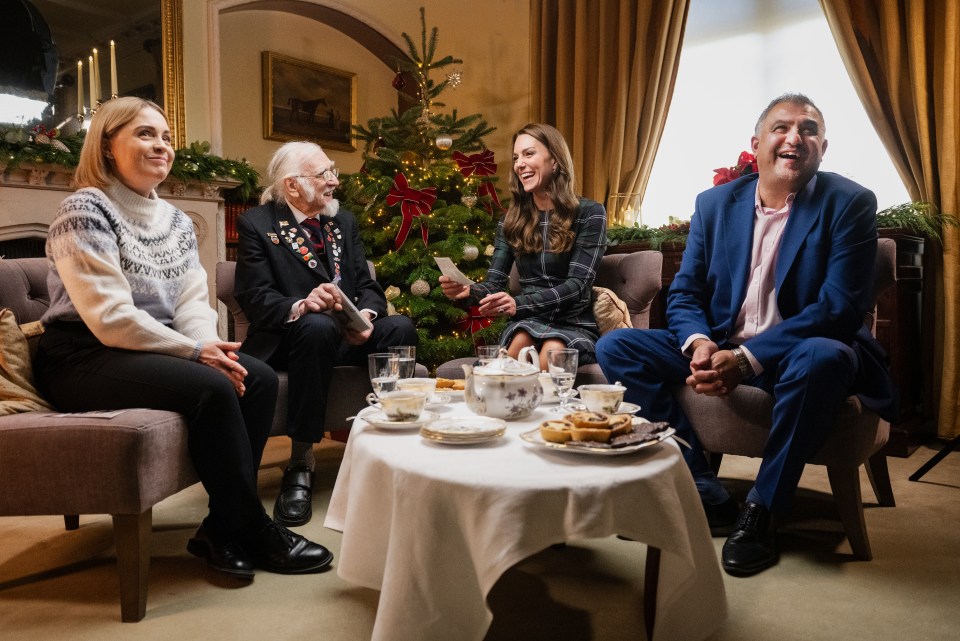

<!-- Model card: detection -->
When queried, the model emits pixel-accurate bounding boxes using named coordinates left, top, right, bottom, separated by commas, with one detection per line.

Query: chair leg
left=64, top=515, right=80, bottom=530
left=826, top=465, right=872, bottom=561
left=112, top=510, right=152, bottom=622
left=866, top=452, right=896, bottom=507
left=644, top=546, right=661, bottom=641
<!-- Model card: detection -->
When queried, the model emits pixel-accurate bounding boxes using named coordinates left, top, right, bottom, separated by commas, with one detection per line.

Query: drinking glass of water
left=388, top=345, right=417, bottom=379
left=547, top=348, right=579, bottom=413
left=368, top=353, right=400, bottom=398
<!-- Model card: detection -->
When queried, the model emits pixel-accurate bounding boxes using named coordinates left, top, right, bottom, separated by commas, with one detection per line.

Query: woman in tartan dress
left=440, top=123, right=606, bottom=370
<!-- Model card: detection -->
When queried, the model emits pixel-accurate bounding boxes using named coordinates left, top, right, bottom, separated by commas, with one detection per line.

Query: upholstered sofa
left=0, top=257, right=198, bottom=622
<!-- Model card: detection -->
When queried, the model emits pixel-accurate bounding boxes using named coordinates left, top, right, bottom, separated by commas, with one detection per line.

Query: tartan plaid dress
left=470, top=198, right=607, bottom=364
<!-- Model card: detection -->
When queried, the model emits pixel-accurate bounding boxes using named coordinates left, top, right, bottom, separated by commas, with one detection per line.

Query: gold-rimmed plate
left=363, top=409, right=438, bottom=431
left=519, top=421, right=675, bottom=456
left=420, top=417, right=506, bottom=445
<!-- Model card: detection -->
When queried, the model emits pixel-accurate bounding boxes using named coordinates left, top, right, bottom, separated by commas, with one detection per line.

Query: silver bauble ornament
left=435, top=134, right=453, bottom=150
left=411, top=279, right=431, bottom=297
left=463, top=244, right=479, bottom=261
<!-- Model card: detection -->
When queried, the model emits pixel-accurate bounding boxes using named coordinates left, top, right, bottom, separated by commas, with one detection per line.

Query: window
left=639, top=0, right=910, bottom=229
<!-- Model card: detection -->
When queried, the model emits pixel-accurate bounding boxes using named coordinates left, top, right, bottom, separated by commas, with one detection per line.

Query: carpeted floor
left=1, top=436, right=957, bottom=641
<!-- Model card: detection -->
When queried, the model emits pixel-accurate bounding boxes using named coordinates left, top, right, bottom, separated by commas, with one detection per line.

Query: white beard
left=318, top=198, right=340, bottom=218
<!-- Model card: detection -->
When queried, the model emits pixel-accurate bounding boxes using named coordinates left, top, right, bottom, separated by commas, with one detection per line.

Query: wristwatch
left=730, top=347, right=753, bottom=377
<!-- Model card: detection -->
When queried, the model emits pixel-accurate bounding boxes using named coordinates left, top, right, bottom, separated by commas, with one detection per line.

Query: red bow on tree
left=453, top=150, right=504, bottom=215
left=386, top=172, right=437, bottom=249
left=453, top=149, right=497, bottom=177
left=457, top=305, right=493, bottom=334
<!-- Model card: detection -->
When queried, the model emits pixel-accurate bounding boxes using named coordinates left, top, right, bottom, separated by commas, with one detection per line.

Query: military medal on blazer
left=273, top=214, right=342, bottom=276
left=276, top=217, right=319, bottom=270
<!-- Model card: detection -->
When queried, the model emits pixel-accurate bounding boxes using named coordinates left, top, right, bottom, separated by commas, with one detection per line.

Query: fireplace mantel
left=0, top=163, right=239, bottom=336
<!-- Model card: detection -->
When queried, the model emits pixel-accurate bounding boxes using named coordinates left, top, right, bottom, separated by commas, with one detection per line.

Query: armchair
left=674, top=238, right=898, bottom=560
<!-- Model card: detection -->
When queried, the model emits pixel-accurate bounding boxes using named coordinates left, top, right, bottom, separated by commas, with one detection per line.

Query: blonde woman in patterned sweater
left=34, top=97, right=332, bottom=580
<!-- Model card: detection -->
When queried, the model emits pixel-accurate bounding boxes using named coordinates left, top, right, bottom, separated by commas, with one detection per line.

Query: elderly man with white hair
left=235, top=141, right=417, bottom=527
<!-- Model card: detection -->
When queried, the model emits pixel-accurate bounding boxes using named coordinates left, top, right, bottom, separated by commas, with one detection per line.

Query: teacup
left=577, top=384, right=626, bottom=414
left=538, top=372, right=557, bottom=398
left=375, top=391, right=428, bottom=422
left=397, top=377, right=438, bottom=396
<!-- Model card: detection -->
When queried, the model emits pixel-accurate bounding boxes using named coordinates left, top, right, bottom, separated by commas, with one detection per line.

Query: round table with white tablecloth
left=324, top=402, right=727, bottom=641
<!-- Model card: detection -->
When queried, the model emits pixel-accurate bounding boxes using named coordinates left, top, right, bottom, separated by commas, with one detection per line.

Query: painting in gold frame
left=262, top=51, right=356, bottom=151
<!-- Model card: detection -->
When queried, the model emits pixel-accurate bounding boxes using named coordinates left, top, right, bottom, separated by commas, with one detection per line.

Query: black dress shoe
left=187, top=524, right=255, bottom=580
left=703, top=495, right=740, bottom=537
left=721, top=501, right=778, bottom=577
left=273, top=465, right=314, bottom=526
left=243, top=521, right=334, bottom=574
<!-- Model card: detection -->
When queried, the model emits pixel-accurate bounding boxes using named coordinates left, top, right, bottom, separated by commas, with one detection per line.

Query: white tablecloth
left=324, top=403, right=727, bottom=641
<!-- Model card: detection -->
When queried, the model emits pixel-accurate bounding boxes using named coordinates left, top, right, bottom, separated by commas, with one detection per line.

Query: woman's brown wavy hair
left=503, top=123, right=579, bottom=255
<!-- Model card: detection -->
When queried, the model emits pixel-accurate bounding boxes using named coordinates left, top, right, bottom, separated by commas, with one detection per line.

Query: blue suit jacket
left=667, top=171, right=897, bottom=418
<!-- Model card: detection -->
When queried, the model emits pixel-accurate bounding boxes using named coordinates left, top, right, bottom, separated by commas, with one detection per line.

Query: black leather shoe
left=703, top=495, right=740, bottom=537
left=243, top=521, right=333, bottom=574
left=187, top=524, right=255, bottom=580
left=721, top=501, right=778, bottom=577
left=273, top=465, right=314, bottom=526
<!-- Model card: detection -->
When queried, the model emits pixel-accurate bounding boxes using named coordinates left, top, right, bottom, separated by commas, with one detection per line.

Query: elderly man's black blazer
left=234, top=200, right=387, bottom=362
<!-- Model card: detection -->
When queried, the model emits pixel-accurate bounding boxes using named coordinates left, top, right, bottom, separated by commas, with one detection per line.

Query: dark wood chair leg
left=644, top=546, right=661, bottom=641
left=64, top=515, right=80, bottom=530
left=826, top=465, right=872, bottom=560
left=708, top=452, right=723, bottom=476
left=866, top=453, right=896, bottom=507
left=112, top=509, right=152, bottom=622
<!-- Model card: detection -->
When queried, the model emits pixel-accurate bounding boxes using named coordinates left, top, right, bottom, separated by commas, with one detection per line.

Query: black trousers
left=34, top=322, right=278, bottom=541
left=262, top=312, right=418, bottom=443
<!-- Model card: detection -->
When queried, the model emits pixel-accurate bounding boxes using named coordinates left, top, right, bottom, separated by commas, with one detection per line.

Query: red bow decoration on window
left=453, top=150, right=497, bottom=177
left=453, top=150, right=504, bottom=215
left=386, top=172, right=437, bottom=249
left=456, top=305, right=493, bottom=334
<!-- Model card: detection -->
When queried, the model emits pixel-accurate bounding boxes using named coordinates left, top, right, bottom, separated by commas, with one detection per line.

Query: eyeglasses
left=294, top=167, right=339, bottom=181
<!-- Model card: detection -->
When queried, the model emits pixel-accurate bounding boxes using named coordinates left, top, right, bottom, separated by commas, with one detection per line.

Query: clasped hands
left=687, top=339, right=744, bottom=396
left=438, top=275, right=515, bottom=317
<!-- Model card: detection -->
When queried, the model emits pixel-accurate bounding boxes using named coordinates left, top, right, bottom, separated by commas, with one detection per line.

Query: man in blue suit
left=596, top=94, right=896, bottom=576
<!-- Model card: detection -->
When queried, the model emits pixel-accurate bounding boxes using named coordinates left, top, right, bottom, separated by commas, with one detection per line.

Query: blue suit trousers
left=596, top=328, right=860, bottom=513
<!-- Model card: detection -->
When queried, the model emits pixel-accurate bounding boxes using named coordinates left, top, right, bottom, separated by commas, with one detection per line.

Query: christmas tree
left=339, top=8, right=506, bottom=369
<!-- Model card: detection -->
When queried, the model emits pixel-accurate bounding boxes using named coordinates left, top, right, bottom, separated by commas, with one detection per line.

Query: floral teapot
left=462, top=347, right=543, bottom=420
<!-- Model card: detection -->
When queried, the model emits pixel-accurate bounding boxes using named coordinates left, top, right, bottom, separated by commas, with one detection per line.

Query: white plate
left=420, top=417, right=507, bottom=445
left=539, top=389, right=579, bottom=405
left=434, top=388, right=465, bottom=401
left=519, top=422, right=676, bottom=456
left=362, top=409, right=438, bottom=431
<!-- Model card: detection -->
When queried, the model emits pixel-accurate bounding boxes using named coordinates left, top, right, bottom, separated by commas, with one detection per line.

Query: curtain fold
left=530, top=0, right=689, bottom=224
left=819, top=0, right=959, bottom=439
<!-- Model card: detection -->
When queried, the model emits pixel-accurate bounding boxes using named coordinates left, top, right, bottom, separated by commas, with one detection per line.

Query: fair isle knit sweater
left=41, top=182, right=218, bottom=360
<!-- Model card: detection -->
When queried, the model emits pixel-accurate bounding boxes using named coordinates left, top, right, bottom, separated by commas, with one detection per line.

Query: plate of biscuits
left=520, top=411, right=675, bottom=456
left=434, top=377, right=465, bottom=401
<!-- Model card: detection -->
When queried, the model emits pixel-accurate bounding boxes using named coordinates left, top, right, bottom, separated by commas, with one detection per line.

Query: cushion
left=0, top=308, right=53, bottom=415
left=592, top=287, right=632, bottom=334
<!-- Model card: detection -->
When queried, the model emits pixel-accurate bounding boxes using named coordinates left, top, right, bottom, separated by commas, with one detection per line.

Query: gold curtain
left=819, top=0, right=960, bottom=439
left=530, top=0, right=689, bottom=224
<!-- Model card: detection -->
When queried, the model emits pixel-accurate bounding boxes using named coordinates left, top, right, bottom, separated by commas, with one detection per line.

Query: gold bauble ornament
left=484, top=244, right=495, bottom=257
left=384, top=285, right=401, bottom=301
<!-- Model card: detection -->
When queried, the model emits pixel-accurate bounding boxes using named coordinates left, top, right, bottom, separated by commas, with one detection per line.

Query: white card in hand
left=434, top=257, right=474, bottom=285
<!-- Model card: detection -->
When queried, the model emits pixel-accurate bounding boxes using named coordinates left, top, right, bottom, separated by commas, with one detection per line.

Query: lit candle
left=77, top=60, right=84, bottom=115
left=92, top=48, right=101, bottom=103
left=110, top=40, right=118, bottom=97
left=88, top=55, right=95, bottom=110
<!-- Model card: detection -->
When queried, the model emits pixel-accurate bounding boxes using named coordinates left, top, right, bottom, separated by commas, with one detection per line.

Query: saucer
left=539, top=389, right=579, bottom=405
left=425, top=394, right=452, bottom=408
left=363, top=409, right=437, bottom=431
left=617, top=402, right=641, bottom=414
